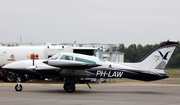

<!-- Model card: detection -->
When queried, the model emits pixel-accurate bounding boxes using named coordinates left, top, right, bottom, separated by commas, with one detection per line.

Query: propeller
left=33, top=53, right=34, bottom=66
left=25, top=53, right=37, bottom=80
left=26, top=53, right=37, bottom=71
left=32, top=53, right=35, bottom=80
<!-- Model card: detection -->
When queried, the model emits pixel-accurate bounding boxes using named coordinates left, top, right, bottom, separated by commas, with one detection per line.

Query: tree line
left=106, top=41, right=180, bottom=68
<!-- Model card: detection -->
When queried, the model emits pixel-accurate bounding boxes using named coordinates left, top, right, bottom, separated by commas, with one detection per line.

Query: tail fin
left=125, top=41, right=177, bottom=74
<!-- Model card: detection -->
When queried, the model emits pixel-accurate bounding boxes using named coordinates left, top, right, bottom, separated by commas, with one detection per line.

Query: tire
left=15, top=84, right=23, bottom=91
left=0, top=71, right=3, bottom=80
left=4, top=71, right=17, bottom=82
left=63, top=82, right=75, bottom=93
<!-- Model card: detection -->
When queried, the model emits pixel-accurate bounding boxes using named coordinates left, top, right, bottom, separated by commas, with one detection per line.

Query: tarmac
left=0, top=79, right=180, bottom=105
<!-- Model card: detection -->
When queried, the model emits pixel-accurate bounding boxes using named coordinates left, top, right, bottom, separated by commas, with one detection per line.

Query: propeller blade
left=32, top=53, right=35, bottom=80
left=32, top=53, right=35, bottom=66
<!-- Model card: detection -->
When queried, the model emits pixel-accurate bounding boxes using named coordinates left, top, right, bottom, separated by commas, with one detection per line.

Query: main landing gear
left=15, top=77, right=23, bottom=91
left=63, top=78, right=76, bottom=93
left=63, top=78, right=92, bottom=93
left=63, top=82, right=76, bottom=93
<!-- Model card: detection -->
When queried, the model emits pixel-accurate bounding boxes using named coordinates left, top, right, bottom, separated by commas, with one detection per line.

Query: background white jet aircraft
left=2, top=41, right=177, bottom=93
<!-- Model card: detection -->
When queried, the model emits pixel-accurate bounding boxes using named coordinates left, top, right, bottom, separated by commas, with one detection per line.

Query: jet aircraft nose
left=43, top=61, right=48, bottom=64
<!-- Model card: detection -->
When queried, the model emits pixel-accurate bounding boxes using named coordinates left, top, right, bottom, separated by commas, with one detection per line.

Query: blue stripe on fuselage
left=85, top=69, right=169, bottom=81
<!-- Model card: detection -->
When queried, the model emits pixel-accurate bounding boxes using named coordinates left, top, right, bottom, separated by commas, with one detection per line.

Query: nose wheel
left=15, top=77, right=23, bottom=92
left=15, top=84, right=23, bottom=91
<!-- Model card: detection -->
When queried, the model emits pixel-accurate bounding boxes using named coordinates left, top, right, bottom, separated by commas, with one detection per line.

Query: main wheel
left=4, top=71, right=17, bottom=82
left=15, top=84, right=23, bottom=91
left=0, top=71, right=3, bottom=80
left=63, top=82, right=75, bottom=93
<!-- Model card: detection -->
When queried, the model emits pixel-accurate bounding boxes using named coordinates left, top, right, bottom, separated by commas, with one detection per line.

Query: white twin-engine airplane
left=2, top=41, right=177, bottom=93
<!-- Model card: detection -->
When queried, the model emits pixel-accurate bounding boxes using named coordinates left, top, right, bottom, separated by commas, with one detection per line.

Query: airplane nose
left=2, top=65, right=8, bottom=69
left=2, top=61, right=21, bottom=71
left=43, top=61, right=48, bottom=64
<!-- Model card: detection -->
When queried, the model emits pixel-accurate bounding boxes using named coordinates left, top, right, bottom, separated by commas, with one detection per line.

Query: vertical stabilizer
left=122, top=41, right=178, bottom=74
left=137, top=41, right=177, bottom=73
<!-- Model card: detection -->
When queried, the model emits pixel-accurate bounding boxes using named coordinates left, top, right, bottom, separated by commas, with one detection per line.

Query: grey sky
left=0, top=0, right=180, bottom=46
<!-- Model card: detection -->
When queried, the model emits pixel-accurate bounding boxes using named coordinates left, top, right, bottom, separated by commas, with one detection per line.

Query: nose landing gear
left=15, top=77, right=23, bottom=91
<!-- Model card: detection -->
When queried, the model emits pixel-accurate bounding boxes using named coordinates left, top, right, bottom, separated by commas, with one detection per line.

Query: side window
left=60, top=55, right=73, bottom=61
left=75, top=57, right=96, bottom=64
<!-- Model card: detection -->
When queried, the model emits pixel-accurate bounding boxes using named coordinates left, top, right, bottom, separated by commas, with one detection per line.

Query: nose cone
left=2, top=62, right=19, bottom=69
left=43, top=61, right=48, bottom=64
left=2, top=65, right=9, bottom=70
left=2, top=61, right=24, bottom=72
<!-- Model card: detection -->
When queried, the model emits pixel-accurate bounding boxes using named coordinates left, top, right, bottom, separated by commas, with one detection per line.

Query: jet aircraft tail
left=123, top=40, right=177, bottom=74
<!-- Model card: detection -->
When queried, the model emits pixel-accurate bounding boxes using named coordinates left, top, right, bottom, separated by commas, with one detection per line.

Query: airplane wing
left=43, top=60, right=101, bottom=70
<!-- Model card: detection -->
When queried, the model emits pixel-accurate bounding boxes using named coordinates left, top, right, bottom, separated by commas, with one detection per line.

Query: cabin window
left=60, top=55, right=73, bottom=61
left=75, top=57, right=96, bottom=64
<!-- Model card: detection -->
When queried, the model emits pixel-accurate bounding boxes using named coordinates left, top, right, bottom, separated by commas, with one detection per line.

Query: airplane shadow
left=24, top=89, right=168, bottom=95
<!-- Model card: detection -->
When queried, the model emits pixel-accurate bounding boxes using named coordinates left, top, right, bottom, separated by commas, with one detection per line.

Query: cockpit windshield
left=49, top=53, right=61, bottom=60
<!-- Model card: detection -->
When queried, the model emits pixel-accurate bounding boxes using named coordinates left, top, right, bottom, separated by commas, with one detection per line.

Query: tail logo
left=158, top=51, right=171, bottom=60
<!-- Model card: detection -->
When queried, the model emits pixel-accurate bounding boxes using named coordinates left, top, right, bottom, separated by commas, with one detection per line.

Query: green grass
left=166, top=73, right=180, bottom=78
left=170, top=82, right=180, bottom=85
left=165, top=68, right=180, bottom=78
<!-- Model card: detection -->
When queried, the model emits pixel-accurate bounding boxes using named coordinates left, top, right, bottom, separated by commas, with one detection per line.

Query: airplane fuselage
left=3, top=54, right=168, bottom=81
left=2, top=41, right=177, bottom=92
